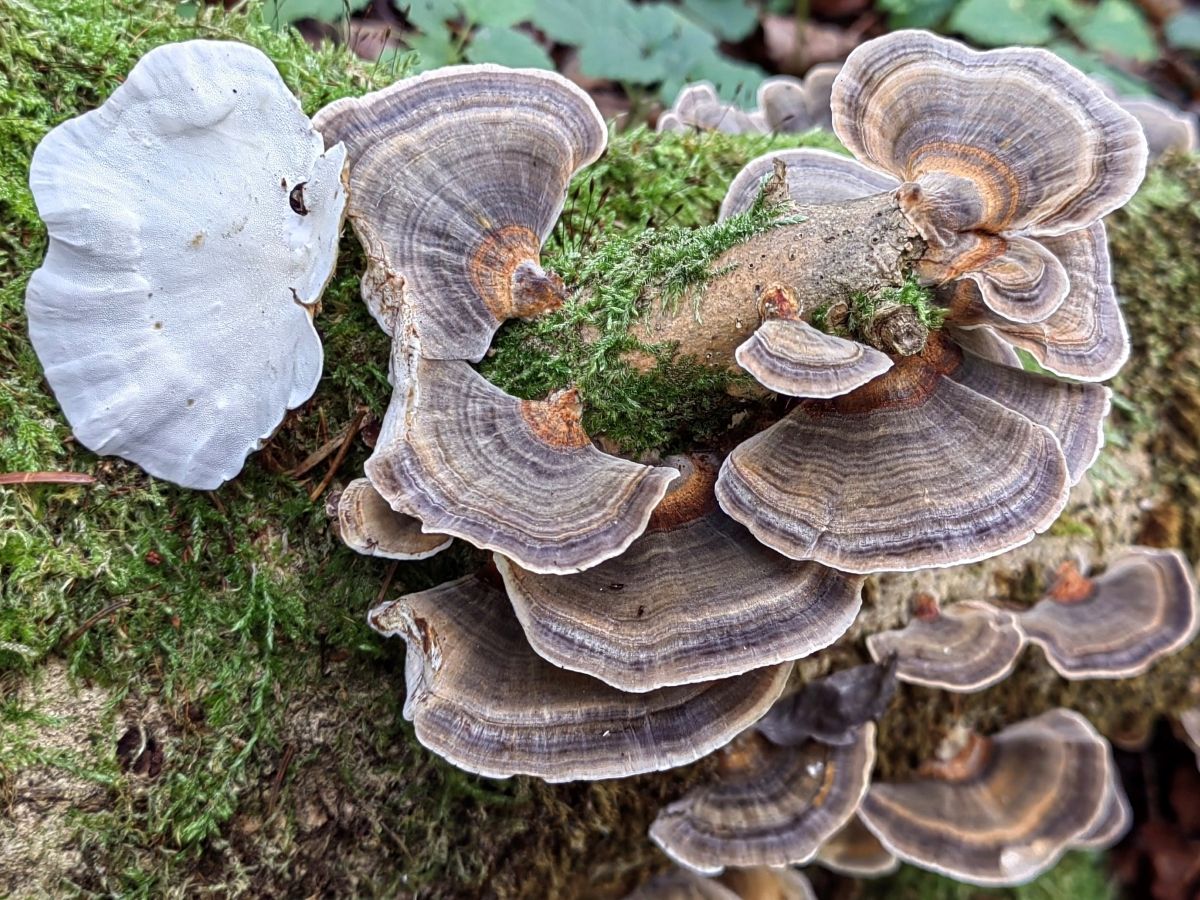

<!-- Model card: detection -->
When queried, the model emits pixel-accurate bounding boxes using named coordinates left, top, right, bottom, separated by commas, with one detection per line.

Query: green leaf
left=261, top=0, right=370, bottom=26
left=684, top=55, right=764, bottom=104
left=1164, top=9, right=1200, bottom=51
left=466, top=26, right=554, bottom=68
left=680, top=0, right=759, bottom=42
left=876, top=0, right=957, bottom=29
left=1073, top=0, right=1157, bottom=62
left=400, top=0, right=462, bottom=33
left=948, top=0, right=1055, bottom=46
left=530, top=0, right=637, bottom=44
left=406, top=28, right=460, bottom=71
left=458, top=0, right=536, bottom=27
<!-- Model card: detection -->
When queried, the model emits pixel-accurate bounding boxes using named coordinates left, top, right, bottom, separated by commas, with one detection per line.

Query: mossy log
left=1, top=2, right=1199, bottom=898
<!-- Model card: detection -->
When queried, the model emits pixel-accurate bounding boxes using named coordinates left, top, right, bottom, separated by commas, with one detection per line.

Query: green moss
left=861, top=852, right=1117, bottom=900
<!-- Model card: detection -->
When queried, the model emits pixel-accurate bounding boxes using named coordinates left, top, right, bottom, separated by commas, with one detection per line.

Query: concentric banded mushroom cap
left=831, top=30, right=1147, bottom=241
left=941, top=223, right=1130, bottom=383
left=716, top=334, right=1071, bottom=573
left=735, top=313, right=893, bottom=399
left=719, top=149, right=899, bottom=220
left=650, top=725, right=875, bottom=874
left=26, top=40, right=346, bottom=490
left=369, top=574, right=791, bottom=781
left=813, top=815, right=900, bottom=878
left=1019, top=549, right=1199, bottom=679
left=866, top=595, right=1026, bottom=692
left=365, top=337, right=677, bottom=574
left=495, top=455, right=864, bottom=692
left=756, top=660, right=897, bottom=748
left=327, top=477, right=450, bottom=560
left=313, top=65, right=606, bottom=361
left=859, top=708, right=1112, bottom=886
left=756, top=63, right=840, bottom=133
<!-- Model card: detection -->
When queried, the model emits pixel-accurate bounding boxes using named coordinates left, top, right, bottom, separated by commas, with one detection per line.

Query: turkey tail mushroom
left=327, top=478, right=450, bottom=560
left=831, top=30, right=1146, bottom=323
left=313, top=65, right=606, bottom=360
left=719, top=148, right=899, bottom=219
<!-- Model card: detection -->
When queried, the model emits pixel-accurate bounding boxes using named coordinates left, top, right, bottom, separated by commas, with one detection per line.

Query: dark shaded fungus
left=313, top=65, right=606, bottom=361
left=866, top=594, right=1026, bottom=692
left=756, top=64, right=840, bottom=133
left=716, top=334, right=1071, bottom=573
left=369, top=574, right=791, bottom=781
left=650, top=726, right=875, bottom=873
left=813, top=815, right=899, bottom=878
left=832, top=29, right=1146, bottom=323
left=327, top=477, right=450, bottom=560
left=495, top=455, right=863, bottom=691
left=858, top=709, right=1113, bottom=886
left=939, top=223, right=1130, bottom=382
left=365, top=337, right=677, bottom=574
left=756, top=659, right=896, bottom=748
left=719, top=148, right=899, bottom=220
left=1019, top=549, right=1199, bottom=679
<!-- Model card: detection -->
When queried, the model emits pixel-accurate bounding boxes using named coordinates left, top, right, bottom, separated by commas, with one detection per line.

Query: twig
left=58, top=599, right=131, bottom=649
left=0, top=471, right=96, bottom=486
left=308, top=408, right=366, bottom=503
left=288, top=424, right=353, bottom=478
left=268, top=743, right=296, bottom=812
left=374, top=560, right=400, bottom=608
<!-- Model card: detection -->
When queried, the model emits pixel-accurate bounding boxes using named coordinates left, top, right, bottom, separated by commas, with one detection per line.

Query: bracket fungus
left=1019, top=549, right=1199, bottom=679
left=756, top=659, right=897, bottom=748
left=650, top=726, right=876, bottom=874
left=326, top=478, right=450, bottom=560
left=858, top=709, right=1114, bottom=886
left=369, top=574, right=791, bottom=781
left=313, top=65, right=606, bottom=360
left=26, top=40, right=347, bottom=489
left=756, top=65, right=840, bottom=133
left=495, top=455, right=864, bottom=691
left=866, top=594, right=1026, bottom=692
left=813, top=815, right=900, bottom=878
left=657, top=83, right=768, bottom=135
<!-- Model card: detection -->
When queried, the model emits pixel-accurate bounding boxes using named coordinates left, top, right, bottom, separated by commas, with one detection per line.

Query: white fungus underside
left=26, top=39, right=346, bottom=489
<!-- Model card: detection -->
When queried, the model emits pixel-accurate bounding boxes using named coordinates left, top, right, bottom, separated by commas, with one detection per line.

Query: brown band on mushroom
left=944, top=343, right=1111, bottom=485
left=831, top=30, right=1147, bottom=240
left=369, top=575, right=791, bottom=781
left=312, top=65, right=606, bottom=361
left=365, top=350, right=677, bottom=574
left=649, top=724, right=876, bottom=874
left=940, top=224, right=1128, bottom=382
left=716, top=334, right=1071, bottom=573
left=327, top=477, right=451, bottom=560
left=1019, top=547, right=1199, bottom=679
left=735, top=317, right=893, bottom=399
left=1046, top=560, right=1097, bottom=604
left=866, top=599, right=1027, bottom=693
left=495, top=455, right=863, bottom=692
left=813, top=815, right=900, bottom=878
left=756, top=660, right=897, bottom=748
left=719, top=148, right=900, bottom=221
left=858, top=708, right=1112, bottom=886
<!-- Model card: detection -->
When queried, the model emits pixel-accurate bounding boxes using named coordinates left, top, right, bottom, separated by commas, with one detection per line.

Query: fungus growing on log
left=858, top=709, right=1114, bottom=886
left=1019, top=549, right=1199, bottom=679
left=495, top=455, right=863, bottom=691
left=369, top=574, right=791, bottom=781
left=326, top=478, right=450, bottom=560
left=866, top=594, right=1026, bottom=692
left=25, top=40, right=347, bottom=489
left=649, top=726, right=875, bottom=873
left=313, top=65, right=606, bottom=359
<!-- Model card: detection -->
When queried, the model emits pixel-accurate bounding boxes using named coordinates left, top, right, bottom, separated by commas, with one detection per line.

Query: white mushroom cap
left=26, top=40, right=347, bottom=489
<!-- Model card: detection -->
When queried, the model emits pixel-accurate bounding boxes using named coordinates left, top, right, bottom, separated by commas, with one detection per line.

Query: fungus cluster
left=23, top=23, right=1200, bottom=898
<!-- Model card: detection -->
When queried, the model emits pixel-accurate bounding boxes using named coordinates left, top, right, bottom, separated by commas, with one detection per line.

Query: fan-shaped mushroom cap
left=943, top=347, right=1111, bottom=485
left=624, top=868, right=739, bottom=900
left=858, top=708, right=1112, bottom=886
left=866, top=596, right=1026, bottom=692
left=327, top=477, right=450, bottom=560
left=756, top=63, right=840, bottom=133
left=813, top=815, right=900, bottom=877
left=650, top=726, right=875, bottom=874
left=832, top=30, right=1147, bottom=242
left=735, top=314, right=893, bottom=399
left=719, top=149, right=899, bottom=220
left=716, top=334, right=1070, bottom=573
left=496, top=454, right=863, bottom=692
left=658, top=83, right=768, bottom=135
left=945, top=325, right=1021, bottom=368
left=1074, top=766, right=1132, bottom=850
left=1019, top=549, right=1199, bottom=679
left=370, top=574, right=791, bottom=781
left=25, top=40, right=346, bottom=490
left=313, top=65, right=605, bottom=361
left=942, top=223, right=1130, bottom=383
left=1119, top=98, right=1198, bottom=161
left=756, top=660, right=897, bottom=748
left=366, top=339, right=677, bottom=574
